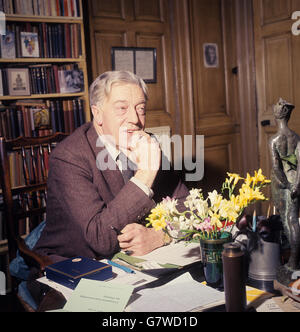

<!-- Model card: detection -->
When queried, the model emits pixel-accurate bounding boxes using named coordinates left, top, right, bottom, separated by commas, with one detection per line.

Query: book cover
left=20, top=32, right=40, bottom=57
left=1, top=30, right=16, bottom=59
left=45, top=256, right=113, bottom=289
left=31, top=107, right=50, bottom=128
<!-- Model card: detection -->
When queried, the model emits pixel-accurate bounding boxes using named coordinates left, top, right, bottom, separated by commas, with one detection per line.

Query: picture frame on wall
left=7, top=68, right=31, bottom=96
left=203, top=43, right=219, bottom=68
left=111, top=47, right=157, bottom=83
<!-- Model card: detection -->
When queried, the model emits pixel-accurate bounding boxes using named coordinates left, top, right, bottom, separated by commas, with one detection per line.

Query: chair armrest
left=17, top=237, right=53, bottom=271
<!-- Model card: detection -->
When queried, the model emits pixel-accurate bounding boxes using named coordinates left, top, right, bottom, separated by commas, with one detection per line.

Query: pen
left=107, top=259, right=136, bottom=274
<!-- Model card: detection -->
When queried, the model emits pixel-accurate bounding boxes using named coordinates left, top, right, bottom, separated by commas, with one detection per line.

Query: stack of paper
left=126, top=272, right=225, bottom=312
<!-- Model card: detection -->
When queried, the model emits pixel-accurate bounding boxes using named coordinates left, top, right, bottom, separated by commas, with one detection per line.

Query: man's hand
left=126, top=131, right=161, bottom=188
left=117, top=223, right=164, bottom=256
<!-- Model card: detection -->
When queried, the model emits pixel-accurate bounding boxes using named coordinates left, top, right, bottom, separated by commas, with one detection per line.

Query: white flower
left=195, top=199, right=209, bottom=219
left=208, top=190, right=222, bottom=211
left=162, top=197, right=178, bottom=214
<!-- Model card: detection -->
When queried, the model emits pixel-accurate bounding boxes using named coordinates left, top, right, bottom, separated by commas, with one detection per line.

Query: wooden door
left=189, top=0, right=244, bottom=193
left=253, top=0, right=300, bottom=211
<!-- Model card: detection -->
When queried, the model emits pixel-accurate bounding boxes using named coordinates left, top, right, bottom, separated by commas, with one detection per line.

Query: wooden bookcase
left=0, top=1, right=91, bottom=286
left=0, top=0, right=90, bottom=139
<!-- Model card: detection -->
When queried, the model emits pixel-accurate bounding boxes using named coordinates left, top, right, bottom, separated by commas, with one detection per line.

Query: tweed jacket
left=34, top=122, right=189, bottom=262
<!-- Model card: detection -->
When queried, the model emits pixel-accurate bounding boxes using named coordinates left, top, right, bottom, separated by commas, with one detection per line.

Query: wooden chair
left=0, top=133, right=68, bottom=311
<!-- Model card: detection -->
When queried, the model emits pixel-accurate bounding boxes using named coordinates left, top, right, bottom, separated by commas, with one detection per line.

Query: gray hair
left=89, top=71, right=148, bottom=108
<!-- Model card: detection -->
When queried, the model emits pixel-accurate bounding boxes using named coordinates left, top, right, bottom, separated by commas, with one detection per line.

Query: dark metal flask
left=222, top=242, right=247, bottom=312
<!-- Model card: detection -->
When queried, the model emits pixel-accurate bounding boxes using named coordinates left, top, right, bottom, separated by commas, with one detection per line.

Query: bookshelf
left=0, top=0, right=90, bottom=139
left=0, top=1, right=91, bottom=283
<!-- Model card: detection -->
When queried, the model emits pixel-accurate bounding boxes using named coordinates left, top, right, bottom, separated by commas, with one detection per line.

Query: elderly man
left=33, top=71, right=188, bottom=262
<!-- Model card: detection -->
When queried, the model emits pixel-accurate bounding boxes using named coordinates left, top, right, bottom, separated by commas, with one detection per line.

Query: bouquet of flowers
left=146, top=169, right=271, bottom=241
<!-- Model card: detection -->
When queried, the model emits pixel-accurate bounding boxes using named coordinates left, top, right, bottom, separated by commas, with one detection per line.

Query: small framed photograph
left=203, top=43, right=219, bottom=68
left=1, top=31, right=16, bottom=59
left=21, top=32, right=40, bottom=58
left=58, top=69, right=84, bottom=93
left=7, top=68, right=31, bottom=96
left=111, top=47, right=157, bottom=83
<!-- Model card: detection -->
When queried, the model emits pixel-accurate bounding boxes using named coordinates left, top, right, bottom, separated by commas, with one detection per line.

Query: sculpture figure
left=270, top=98, right=300, bottom=286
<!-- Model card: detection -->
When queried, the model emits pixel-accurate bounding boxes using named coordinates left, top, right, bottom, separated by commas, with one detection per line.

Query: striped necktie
left=117, top=152, right=137, bottom=183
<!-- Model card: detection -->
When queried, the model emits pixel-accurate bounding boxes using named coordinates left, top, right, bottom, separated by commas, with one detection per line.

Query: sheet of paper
left=63, top=279, right=134, bottom=312
left=256, top=298, right=283, bottom=312
left=126, top=272, right=224, bottom=312
left=135, top=241, right=201, bottom=267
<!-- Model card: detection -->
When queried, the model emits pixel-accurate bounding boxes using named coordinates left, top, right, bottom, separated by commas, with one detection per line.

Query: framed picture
left=20, top=32, right=40, bottom=58
left=1, top=31, right=16, bottom=59
left=7, top=68, right=31, bottom=96
left=58, top=69, right=84, bottom=93
left=203, top=43, right=219, bottom=68
left=111, top=47, right=157, bottom=83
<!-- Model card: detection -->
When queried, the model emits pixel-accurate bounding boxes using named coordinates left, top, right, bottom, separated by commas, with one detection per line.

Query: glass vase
left=200, top=232, right=232, bottom=288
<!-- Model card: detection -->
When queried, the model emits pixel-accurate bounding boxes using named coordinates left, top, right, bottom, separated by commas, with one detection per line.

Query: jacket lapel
left=86, top=123, right=125, bottom=197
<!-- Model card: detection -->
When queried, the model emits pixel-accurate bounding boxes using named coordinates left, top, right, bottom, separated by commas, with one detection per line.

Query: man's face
left=94, top=83, right=146, bottom=149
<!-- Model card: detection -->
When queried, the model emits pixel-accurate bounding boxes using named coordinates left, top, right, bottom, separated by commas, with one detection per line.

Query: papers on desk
left=112, top=241, right=201, bottom=274
left=63, top=279, right=134, bottom=312
left=126, top=272, right=225, bottom=312
left=38, top=264, right=157, bottom=302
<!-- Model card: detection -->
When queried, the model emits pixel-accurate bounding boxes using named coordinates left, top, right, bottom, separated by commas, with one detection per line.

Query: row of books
left=0, top=64, right=84, bottom=96
left=1, top=23, right=82, bottom=59
left=0, top=0, right=81, bottom=17
left=0, top=98, right=85, bottom=139
left=7, top=146, right=50, bottom=189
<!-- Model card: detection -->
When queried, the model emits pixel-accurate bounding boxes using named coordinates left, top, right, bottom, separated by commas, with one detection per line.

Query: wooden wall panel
left=264, top=34, right=293, bottom=114
left=261, top=0, right=291, bottom=25
left=134, top=0, right=163, bottom=21
left=90, top=0, right=125, bottom=19
left=190, top=0, right=227, bottom=123
left=93, top=32, right=126, bottom=76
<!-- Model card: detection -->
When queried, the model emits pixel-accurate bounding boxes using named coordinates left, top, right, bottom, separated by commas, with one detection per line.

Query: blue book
left=45, top=256, right=113, bottom=289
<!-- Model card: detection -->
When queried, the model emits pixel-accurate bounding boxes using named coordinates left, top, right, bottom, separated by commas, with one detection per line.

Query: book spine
left=5, top=108, right=12, bottom=139
left=49, top=100, right=57, bottom=133
left=62, top=100, right=69, bottom=134
left=68, top=99, right=74, bottom=133
left=78, top=99, right=84, bottom=126
left=16, top=107, right=24, bottom=137
left=56, top=100, right=64, bottom=132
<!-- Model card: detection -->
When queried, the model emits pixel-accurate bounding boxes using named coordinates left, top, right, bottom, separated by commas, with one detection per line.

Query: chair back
left=0, top=133, right=68, bottom=269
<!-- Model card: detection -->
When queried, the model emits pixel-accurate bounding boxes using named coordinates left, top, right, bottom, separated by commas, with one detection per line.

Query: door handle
left=261, top=120, right=271, bottom=127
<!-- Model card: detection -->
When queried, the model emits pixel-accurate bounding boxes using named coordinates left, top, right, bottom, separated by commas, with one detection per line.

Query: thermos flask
left=222, top=242, right=247, bottom=312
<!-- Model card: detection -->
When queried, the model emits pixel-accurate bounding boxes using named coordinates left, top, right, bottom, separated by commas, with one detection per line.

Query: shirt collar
left=97, top=134, right=120, bottom=163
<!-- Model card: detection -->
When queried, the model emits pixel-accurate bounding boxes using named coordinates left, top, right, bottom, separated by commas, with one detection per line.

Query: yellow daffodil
left=227, top=172, right=243, bottom=186
left=252, top=168, right=271, bottom=186
left=146, top=204, right=168, bottom=231
left=208, top=211, right=223, bottom=229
